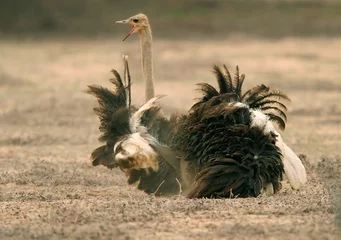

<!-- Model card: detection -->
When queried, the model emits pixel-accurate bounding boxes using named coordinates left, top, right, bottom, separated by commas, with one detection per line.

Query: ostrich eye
left=133, top=19, right=139, bottom=23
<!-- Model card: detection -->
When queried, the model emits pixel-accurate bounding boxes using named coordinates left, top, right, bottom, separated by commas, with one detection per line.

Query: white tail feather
left=275, top=131, right=307, bottom=189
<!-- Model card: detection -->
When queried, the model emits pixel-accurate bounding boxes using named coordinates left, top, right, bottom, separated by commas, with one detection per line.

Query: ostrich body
left=171, top=66, right=289, bottom=197
left=88, top=13, right=307, bottom=198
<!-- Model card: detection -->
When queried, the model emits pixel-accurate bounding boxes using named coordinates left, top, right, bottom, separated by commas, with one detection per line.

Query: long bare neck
left=138, top=26, right=154, bottom=102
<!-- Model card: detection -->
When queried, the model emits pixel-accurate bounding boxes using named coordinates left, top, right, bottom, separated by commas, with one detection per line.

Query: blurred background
left=0, top=0, right=340, bottom=150
left=1, top=0, right=340, bottom=38
left=0, top=0, right=340, bottom=154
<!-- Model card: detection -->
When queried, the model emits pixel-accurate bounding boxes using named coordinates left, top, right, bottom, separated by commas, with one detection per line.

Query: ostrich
left=115, top=13, right=307, bottom=193
left=89, top=13, right=307, bottom=198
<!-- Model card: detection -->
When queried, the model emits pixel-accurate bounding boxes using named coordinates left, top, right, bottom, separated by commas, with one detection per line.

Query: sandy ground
left=0, top=36, right=340, bottom=239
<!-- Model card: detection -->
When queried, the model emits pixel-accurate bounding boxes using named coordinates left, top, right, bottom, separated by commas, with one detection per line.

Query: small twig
left=127, top=192, right=133, bottom=202
left=175, top=177, right=182, bottom=196
left=152, top=180, right=165, bottom=196
left=86, top=203, right=93, bottom=217
left=229, top=189, right=234, bottom=199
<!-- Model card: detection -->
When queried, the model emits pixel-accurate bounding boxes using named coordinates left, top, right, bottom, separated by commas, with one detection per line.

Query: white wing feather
left=275, top=130, right=307, bottom=189
left=129, top=95, right=163, bottom=132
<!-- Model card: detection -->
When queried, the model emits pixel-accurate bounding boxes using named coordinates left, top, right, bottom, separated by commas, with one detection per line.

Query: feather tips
left=209, top=66, right=290, bottom=130
left=87, top=70, right=131, bottom=142
left=90, top=144, right=116, bottom=168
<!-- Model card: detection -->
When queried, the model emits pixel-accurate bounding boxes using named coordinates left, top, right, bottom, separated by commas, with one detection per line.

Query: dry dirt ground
left=0, top=36, right=340, bottom=239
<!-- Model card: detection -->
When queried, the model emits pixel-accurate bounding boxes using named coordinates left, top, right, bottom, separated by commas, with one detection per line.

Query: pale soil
left=0, top=37, right=340, bottom=239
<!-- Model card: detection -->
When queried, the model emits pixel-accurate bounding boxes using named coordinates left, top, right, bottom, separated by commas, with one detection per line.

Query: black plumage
left=88, top=68, right=180, bottom=195
left=171, top=65, right=288, bottom=198
left=87, top=70, right=131, bottom=168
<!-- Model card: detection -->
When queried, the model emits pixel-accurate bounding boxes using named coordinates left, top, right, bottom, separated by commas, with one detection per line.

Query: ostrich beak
left=116, top=19, right=135, bottom=41
left=115, top=19, right=129, bottom=24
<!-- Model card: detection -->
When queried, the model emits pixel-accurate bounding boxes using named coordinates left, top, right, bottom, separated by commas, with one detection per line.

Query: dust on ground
left=0, top=37, right=340, bottom=239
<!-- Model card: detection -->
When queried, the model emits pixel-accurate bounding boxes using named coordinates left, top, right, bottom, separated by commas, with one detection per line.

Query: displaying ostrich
left=88, top=13, right=307, bottom=198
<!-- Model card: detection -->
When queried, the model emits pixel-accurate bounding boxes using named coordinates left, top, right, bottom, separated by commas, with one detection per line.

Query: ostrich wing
left=129, top=96, right=164, bottom=133
left=275, top=131, right=307, bottom=189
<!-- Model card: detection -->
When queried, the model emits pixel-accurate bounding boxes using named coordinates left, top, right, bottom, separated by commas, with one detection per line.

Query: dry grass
left=0, top=36, right=340, bottom=239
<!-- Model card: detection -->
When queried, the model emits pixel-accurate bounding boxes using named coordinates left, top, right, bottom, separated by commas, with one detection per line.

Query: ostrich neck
left=138, top=27, right=155, bottom=102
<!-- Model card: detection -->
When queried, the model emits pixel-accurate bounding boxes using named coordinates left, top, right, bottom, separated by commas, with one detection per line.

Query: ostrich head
left=116, top=13, right=150, bottom=41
